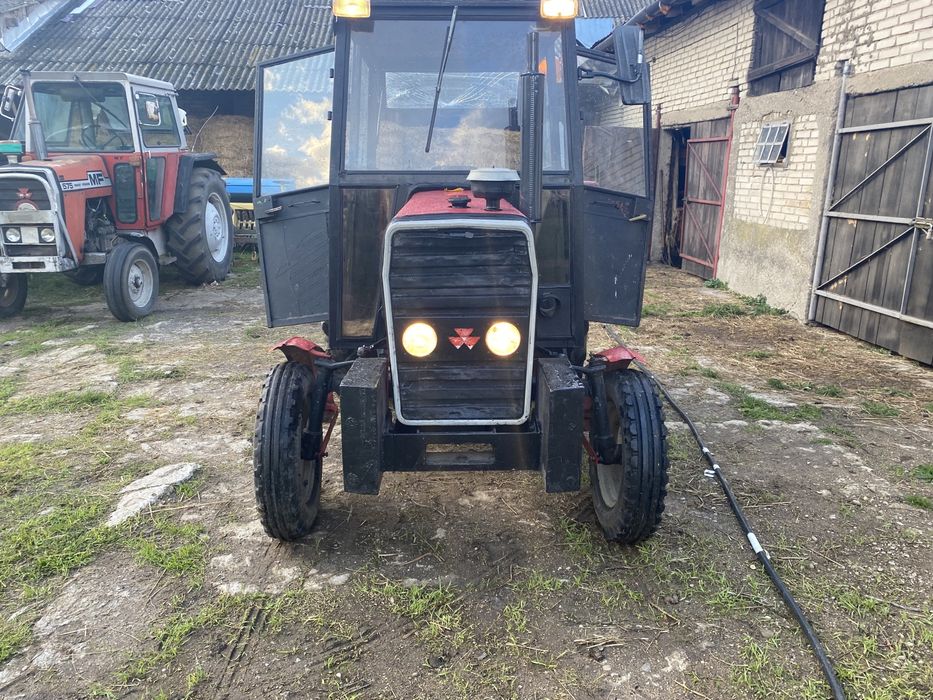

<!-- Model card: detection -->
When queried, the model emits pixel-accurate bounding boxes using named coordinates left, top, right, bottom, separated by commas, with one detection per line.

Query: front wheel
left=253, top=361, right=324, bottom=541
left=103, top=243, right=159, bottom=322
left=0, top=273, right=27, bottom=319
left=590, top=369, right=669, bottom=544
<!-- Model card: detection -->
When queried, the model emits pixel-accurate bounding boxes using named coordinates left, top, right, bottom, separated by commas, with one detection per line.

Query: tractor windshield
left=345, top=19, right=568, bottom=172
left=30, top=81, right=133, bottom=152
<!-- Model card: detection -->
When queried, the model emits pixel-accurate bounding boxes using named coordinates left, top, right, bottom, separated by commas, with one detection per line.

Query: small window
left=754, top=122, right=790, bottom=165
left=748, top=0, right=825, bottom=97
left=135, top=93, right=181, bottom=147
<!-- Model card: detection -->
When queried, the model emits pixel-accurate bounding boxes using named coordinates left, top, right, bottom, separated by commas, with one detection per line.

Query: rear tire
left=590, top=369, right=669, bottom=544
left=254, top=361, right=323, bottom=541
left=166, top=168, right=233, bottom=285
left=64, top=265, right=105, bottom=286
left=103, top=243, right=159, bottom=322
left=0, top=273, right=27, bottom=319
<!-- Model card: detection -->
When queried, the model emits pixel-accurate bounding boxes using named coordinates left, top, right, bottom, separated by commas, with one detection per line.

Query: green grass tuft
left=703, top=278, right=729, bottom=289
left=861, top=401, right=900, bottom=418
left=0, top=389, right=113, bottom=416
left=904, top=495, right=932, bottom=511
left=913, top=464, right=933, bottom=483
left=767, top=378, right=789, bottom=390
left=0, top=619, right=31, bottom=665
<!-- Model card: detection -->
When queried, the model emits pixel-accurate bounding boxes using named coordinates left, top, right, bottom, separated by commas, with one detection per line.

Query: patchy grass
left=703, top=278, right=729, bottom=289
left=0, top=495, right=117, bottom=590
left=861, top=400, right=900, bottom=418
left=116, top=356, right=188, bottom=383
left=745, top=349, right=775, bottom=360
left=0, top=619, right=31, bottom=665
left=362, top=577, right=464, bottom=644
left=0, top=389, right=113, bottom=416
left=642, top=302, right=674, bottom=317
left=767, top=377, right=790, bottom=390
left=718, top=382, right=822, bottom=422
left=128, top=519, right=207, bottom=586
left=904, top=495, right=932, bottom=511
left=913, top=464, right=933, bottom=483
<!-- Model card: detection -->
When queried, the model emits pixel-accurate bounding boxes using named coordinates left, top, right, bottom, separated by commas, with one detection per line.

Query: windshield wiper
left=425, top=5, right=458, bottom=153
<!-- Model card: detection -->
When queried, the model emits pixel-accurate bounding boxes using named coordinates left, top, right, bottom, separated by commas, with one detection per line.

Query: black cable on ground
left=600, top=325, right=846, bottom=699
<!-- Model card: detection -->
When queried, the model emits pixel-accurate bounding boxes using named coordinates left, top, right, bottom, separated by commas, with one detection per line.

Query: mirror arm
left=577, top=67, right=642, bottom=84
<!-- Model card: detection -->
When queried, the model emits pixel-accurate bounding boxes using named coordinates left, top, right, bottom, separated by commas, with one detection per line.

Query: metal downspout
left=808, top=61, right=851, bottom=322
left=624, top=1, right=667, bottom=27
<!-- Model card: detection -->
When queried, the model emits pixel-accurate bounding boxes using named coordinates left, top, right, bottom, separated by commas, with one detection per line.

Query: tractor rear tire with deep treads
left=590, top=368, right=669, bottom=544
left=0, top=274, right=27, bottom=319
left=65, top=266, right=105, bottom=286
left=254, top=361, right=323, bottom=541
left=165, top=168, right=233, bottom=285
left=103, top=242, right=159, bottom=322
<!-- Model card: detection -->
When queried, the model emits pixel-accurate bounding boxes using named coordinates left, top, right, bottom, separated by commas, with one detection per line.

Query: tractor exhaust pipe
left=519, top=32, right=544, bottom=223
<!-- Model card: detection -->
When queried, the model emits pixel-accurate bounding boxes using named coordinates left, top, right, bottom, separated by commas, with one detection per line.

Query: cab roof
left=24, top=71, right=176, bottom=94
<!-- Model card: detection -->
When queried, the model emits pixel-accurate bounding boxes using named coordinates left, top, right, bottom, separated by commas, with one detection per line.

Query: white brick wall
left=816, top=0, right=933, bottom=79
left=645, top=0, right=755, bottom=113
left=732, top=115, right=820, bottom=231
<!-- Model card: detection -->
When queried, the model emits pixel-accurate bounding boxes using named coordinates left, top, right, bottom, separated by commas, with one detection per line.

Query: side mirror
left=613, top=26, right=651, bottom=105
left=136, top=93, right=162, bottom=126
left=0, top=84, right=23, bottom=121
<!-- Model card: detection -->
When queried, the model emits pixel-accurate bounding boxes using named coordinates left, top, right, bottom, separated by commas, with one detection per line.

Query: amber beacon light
left=333, top=0, right=371, bottom=18
left=540, top=0, right=578, bottom=18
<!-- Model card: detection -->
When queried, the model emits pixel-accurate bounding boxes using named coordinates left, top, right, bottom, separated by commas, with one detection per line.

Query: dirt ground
left=0, top=261, right=931, bottom=700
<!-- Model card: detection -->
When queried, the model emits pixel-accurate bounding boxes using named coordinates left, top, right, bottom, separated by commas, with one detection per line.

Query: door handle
left=629, top=214, right=649, bottom=222
left=265, top=206, right=283, bottom=215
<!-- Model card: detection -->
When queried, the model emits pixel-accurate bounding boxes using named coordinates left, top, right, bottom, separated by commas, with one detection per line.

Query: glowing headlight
left=16, top=200, right=37, bottom=212
left=39, top=227, right=55, bottom=243
left=485, top=322, right=522, bottom=357
left=332, top=0, right=370, bottom=18
left=541, top=0, right=578, bottom=18
left=4, top=228, right=21, bottom=243
left=401, top=322, right=437, bottom=358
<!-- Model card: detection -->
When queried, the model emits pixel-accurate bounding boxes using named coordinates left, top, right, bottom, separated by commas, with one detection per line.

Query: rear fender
left=172, top=153, right=226, bottom=215
left=594, top=343, right=645, bottom=371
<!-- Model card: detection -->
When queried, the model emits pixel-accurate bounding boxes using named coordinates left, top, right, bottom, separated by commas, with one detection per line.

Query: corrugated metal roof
left=0, top=0, right=641, bottom=91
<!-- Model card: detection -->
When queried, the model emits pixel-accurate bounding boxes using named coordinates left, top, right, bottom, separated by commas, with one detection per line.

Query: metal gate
left=680, top=118, right=732, bottom=279
left=811, top=83, right=933, bottom=365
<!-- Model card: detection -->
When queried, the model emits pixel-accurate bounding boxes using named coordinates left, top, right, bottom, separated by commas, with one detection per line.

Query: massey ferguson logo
left=60, top=171, right=112, bottom=192
left=449, top=328, right=479, bottom=350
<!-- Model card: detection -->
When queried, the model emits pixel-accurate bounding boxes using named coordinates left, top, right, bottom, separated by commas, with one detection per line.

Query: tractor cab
left=252, top=0, right=668, bottom=545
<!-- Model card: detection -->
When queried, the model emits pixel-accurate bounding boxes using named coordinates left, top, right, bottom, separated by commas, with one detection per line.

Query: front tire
left=590, top=369, right=669, bottom=544
left=103, top=243, right=159, bottom=322
left=254, top=362, right=323, bottom=541
left=0, top=273, right=27, bottom=319
left=165, top=168, right=233, bottom=285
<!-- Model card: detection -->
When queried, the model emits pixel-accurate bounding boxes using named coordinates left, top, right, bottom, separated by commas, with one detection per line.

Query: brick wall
left=732, top=115, right=820, bottom=231
left=645, top=0, right=755, bottom=114
left=816, top=0, right=933, bottom=79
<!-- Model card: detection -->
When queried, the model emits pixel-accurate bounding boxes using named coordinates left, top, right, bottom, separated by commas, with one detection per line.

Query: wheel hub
left=205, top=193, right=230, bottom=263
left=127, top=260, right=153, bottom=305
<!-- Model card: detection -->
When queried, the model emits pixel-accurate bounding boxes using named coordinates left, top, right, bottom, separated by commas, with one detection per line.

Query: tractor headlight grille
left=384, top=220, right=538, bottom=425
left=0, top=178, right=51, bottom=211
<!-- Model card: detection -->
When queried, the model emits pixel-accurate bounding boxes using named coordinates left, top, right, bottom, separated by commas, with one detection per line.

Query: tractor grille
left=0, top=177, right=52, bottom=211
left=387, top=224, right=535, bottom=424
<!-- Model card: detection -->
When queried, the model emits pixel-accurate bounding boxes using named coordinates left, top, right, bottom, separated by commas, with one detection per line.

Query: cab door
left=134, top=91, right=183, bottom=225
left=254, top=47, right=334, bottom=327
left=577, top=48, right=652, bottom=326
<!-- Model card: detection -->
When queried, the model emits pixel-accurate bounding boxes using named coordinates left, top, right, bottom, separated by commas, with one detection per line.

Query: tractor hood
left=13, top=154, right=112, bottom=194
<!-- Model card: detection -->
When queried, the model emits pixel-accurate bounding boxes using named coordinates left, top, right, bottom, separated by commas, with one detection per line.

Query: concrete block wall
left=816, top=0, right=933, bottom=79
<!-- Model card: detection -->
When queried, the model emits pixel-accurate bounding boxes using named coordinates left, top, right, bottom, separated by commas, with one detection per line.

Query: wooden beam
left=748, top=49, right=817, bottom=81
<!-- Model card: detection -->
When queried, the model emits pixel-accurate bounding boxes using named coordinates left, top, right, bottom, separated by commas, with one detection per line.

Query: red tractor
left=0, top=71, right=233, bottom=321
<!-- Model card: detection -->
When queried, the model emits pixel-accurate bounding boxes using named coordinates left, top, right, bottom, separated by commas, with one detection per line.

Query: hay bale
left=186, top=114, right=254, bottom=178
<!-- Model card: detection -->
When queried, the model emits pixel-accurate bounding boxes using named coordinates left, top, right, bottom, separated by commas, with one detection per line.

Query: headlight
left=4, top=228, right=21, bottom=243
left=401, top=322, right=437, bottom=358
left=485, top=322, right=522, bottom=357
left=16, top=200, right=37, bottom=212
left=39, top=228, right=55, bottom=243
left=332, top=0, right=370, bottom=18
left=540, top=0, right=578, bottom=19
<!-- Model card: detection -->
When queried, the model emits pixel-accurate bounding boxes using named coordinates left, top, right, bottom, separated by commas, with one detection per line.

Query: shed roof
left=0, top=0, right=643, bottom=91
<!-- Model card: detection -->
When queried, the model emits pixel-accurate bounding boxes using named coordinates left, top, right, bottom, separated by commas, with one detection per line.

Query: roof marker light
left=333, top=0, right=371, bottom=18
left=541, top=0, right=578, bottom=19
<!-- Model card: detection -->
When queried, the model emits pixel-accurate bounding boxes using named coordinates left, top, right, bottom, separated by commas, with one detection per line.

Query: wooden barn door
left=680, top=119, right=731, bottom=279
left=813, top=84, right=933, bottom=365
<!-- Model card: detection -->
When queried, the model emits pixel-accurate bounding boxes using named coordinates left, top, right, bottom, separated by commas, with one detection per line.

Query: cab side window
left=136, top=93, right=181, bottom=147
